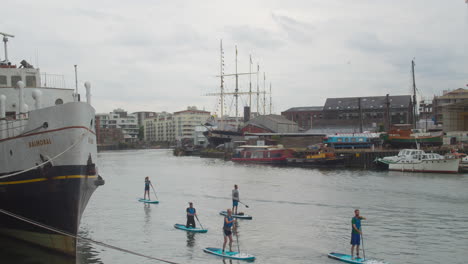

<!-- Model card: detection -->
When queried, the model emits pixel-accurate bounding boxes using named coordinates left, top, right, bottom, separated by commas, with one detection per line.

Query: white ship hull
left=0, top=102, right=103, bottom=255
left=388, top=159, right=460, bottom=173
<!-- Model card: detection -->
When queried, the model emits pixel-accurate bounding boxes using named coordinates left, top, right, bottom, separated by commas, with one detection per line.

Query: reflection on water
left=143, top=203, right=152, bottom=233
left=186, top=231, right=196, bottom=247
left=0, top=234, right=103, bottom=264
left=222, top=258, right=233, bottom=264
left=0, top=235, right=75, bottom=264
left=77, top=228, right=104, bottom=264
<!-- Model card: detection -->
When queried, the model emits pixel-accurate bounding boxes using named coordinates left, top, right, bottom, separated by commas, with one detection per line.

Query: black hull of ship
left=0, top=165, right=101, bottom=256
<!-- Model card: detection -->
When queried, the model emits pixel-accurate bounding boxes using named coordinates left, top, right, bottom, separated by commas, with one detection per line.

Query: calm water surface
left=2, top=149, right=468, bottom=263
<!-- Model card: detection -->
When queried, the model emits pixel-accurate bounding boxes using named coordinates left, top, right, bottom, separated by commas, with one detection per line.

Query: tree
left=138, top=126, right=144, bottom=141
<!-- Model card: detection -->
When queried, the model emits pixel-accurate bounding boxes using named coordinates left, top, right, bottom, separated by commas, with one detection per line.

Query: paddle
left=150, top=183, right=159, bottom=200
left=195, top=215, right=205, bottom=230
left=239, top=201, right=249, bottom=208
left=234, top=220, right=240, bottom=253
left=361, top=228, right=366, bottom=260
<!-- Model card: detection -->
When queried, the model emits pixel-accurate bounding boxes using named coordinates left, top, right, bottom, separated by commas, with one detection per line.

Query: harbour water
left=2, top=149, right=468, bottom=263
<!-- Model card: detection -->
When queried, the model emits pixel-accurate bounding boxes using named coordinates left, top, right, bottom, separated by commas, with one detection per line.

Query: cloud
left=225, top=25, right=285, bottom=49
left=271, top=13, right=316, bottom=42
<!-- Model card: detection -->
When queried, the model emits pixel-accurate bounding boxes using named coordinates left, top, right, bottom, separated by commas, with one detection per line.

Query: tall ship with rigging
left=0, top=32, right=104, bottom=255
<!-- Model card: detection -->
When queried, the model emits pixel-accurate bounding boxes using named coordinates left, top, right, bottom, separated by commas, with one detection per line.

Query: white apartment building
left=144, top=112, right=175, bottom=143
left=96, top=108, right=139, bottom=142
left=174, top=106, right=210, bottom=143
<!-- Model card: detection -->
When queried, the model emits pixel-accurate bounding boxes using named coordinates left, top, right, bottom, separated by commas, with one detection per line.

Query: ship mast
left=220, top=40, right=225, bottom=118
left=235, top=45, right=239, bottom=125
left=256, top=64, right=260, bottom=116
left=412, top=59, right=417, bottom=129
left=269, top=83, right=272, bottom=114
left=263, top=72, right=266, bottom=115
left=249, top=55, right=252, bottom=109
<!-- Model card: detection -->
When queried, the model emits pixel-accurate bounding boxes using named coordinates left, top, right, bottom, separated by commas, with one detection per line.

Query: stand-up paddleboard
left=328, top=253, right=366, bottom=263
left=219, top=211, right=252, bottom=220
left=174, top=224, right=208, bottom=233
left=138, top=198, right=159, bottom=204
left=203, top=247, right=255, bottom=261
left=328, top=252, right=387, bottom=264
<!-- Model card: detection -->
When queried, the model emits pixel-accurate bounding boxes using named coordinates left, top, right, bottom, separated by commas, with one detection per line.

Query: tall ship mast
left=0, top=32, right=104, bottom=255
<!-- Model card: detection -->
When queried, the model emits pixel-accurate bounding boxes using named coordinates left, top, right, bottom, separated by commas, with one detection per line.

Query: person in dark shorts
left=186, top=202, right=197, bottom=228
left=222, top=209, right=236, bottom=253
left=351, top=209, right=366, bottom=259
left=144, top=177, right=151, bottom=200
left=232, top=184, right=239, bottom=215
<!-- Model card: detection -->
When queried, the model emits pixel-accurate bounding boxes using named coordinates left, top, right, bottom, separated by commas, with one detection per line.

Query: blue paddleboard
left=328, top=252, right=388, bottom=264
left=219, top=211, right=252, bottom=220
left=328, top=252, right=366, bottom=264
left=203, top=247, right=255, bottom=261
left=174, top=224, right=208, bottom=233
left=138, top=198, right=159, bottom=204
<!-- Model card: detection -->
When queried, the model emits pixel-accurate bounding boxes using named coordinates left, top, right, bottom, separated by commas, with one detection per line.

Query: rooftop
left=282, top=106, right=323, bottom=112
left=324, top=95, right=411, bottom=110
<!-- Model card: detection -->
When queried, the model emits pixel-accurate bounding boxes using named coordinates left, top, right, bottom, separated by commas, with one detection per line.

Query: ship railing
left=0, top=113, right=30, bottom=140
left=40, top=73, right=68, bottom=89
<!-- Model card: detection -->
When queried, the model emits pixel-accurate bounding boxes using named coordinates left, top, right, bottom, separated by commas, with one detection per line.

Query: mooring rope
left=0, top=132, right=87, bottom=179
left=0, top=208, right=181, bottom=264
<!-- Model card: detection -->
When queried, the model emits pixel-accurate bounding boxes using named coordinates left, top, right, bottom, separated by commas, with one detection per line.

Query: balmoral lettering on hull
left=28, top=138, right=52, bottom=148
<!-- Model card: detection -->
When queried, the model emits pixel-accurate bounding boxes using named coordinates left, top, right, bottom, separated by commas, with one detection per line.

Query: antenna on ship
left=0, top=32, right=15, bottom=65
left=74, top=65, right=79, bottom=102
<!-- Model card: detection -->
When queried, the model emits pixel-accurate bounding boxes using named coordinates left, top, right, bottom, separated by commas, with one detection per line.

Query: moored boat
left=0, top=33, right=104, bottom=255
left=376, top=149, right=459, bottom=173
left=381, top=125, right=443, bottom=148
left=231, top=145, right=295, bottom=164
left=287, top=147, right=344, bottom=166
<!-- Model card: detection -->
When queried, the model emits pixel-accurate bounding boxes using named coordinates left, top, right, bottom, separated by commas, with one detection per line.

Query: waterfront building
left=143, top=112, right=175, bottom=143
left=433, top=88, right=468, bottom=126
left=281, top=106, right=323, bottom=130
left=308, top=95, right=413, bottom=133
left=133, top=111, right=157, bottom=127
left=418, top=98, right=436, bottom=129
left=96, top=108, right=139, bottom=142
left=174, top=106, right=211, bottom=144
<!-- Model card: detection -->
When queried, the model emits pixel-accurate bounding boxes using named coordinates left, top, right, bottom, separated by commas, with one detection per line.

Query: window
left=11, top=76, right=22, bottom=87
left=0, top=75, right=6, bottom=85
left=55, top=98, right=63, bottom=105
left=26, top=76, right=36, bottom=87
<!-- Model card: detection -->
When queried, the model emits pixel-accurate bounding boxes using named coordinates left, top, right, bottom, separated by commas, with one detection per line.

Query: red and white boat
left=232, top=145, right=295, bottom=164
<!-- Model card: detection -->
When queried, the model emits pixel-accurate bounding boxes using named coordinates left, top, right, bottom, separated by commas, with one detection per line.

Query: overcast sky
left=2, top=0, right=468, bottom=115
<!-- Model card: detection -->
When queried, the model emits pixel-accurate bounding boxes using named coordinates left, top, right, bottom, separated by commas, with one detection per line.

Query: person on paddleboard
left=351, top=209, right=366, bottom=259
left=186, top=202, right=197, bottom=228
left=232, top=184, right=239, bottom=215
left=144, top=176, right=151, bottom=200
left=222, top=209, right=236, bottom=254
